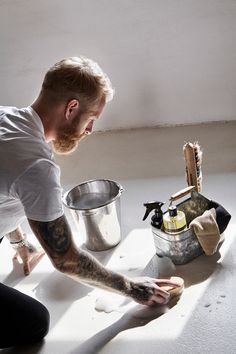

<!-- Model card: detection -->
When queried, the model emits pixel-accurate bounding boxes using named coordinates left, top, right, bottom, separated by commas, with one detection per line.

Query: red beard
left=52, top=131, right=87, bottom=155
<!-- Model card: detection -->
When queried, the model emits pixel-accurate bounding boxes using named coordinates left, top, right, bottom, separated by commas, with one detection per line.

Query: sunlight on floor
left=0, top=172, right=235, bottom=354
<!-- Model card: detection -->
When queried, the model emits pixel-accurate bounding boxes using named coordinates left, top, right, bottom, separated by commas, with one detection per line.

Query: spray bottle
left=143, top=201, right=165, bottom=229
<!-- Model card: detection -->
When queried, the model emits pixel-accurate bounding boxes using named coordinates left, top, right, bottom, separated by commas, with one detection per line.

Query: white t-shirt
left=0, top=105, right=64, bottom=238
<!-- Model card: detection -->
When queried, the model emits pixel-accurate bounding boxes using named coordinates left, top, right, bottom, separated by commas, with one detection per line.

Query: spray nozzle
left=143, top=201, right=165, bottom=221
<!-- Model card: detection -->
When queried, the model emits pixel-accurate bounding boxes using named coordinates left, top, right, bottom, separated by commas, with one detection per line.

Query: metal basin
left=63, top=179, right=123, bottom=251
left=151, top=191, right=210, bottom=264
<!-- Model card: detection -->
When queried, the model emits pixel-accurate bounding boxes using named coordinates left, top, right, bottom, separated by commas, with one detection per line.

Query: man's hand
left=13, top=242, right=45, bottom=276
left=128, top=277, right=182, bottom=306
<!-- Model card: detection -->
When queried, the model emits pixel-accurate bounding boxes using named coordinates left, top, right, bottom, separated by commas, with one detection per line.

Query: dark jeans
left=0, top=282, right=50, bottom=348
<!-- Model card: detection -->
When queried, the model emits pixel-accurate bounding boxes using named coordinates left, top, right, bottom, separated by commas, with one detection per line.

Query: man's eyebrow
left=89, top=110, right=99, bottom=116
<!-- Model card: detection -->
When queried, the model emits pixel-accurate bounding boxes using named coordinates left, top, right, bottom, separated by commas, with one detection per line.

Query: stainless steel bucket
left=63, top=179, right=123, bottom=251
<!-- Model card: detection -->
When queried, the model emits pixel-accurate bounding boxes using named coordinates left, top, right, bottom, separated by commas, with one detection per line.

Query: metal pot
left=152, top=189, right=210, bottom=264
left=63, top=179, right=123, bottom=251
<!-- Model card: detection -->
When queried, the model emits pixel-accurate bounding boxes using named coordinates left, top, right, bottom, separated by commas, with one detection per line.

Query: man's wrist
left=10, top=235, right=28, bottom=249
left=7, top=228, right=25, bottom=243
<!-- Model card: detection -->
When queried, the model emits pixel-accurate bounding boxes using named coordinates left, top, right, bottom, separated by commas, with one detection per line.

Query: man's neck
left=31, top=95, right=64, bottom=142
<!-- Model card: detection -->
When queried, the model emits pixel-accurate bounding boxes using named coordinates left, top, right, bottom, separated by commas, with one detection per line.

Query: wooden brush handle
left=170, top=186, right=195, bottom=202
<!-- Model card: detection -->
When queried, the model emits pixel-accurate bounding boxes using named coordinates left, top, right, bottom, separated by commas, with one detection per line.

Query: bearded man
left=0, top=56, right=180, bottom=348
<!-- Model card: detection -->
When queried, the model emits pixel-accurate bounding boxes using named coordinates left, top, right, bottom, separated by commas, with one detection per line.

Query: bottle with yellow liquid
left=163, top=204, right=187, bottom=235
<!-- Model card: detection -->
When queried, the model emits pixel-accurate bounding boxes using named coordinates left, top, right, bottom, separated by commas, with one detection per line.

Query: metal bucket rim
left=62, top=178, right=123, bottom=211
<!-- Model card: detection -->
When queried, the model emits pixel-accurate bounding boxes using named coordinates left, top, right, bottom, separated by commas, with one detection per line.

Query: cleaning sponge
left=161, top=276, right=184, bottom=298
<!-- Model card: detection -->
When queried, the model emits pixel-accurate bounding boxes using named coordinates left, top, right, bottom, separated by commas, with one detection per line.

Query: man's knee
left=0, top=283, right=50, bottom=348
left=29, top=303, right=50, bottom=343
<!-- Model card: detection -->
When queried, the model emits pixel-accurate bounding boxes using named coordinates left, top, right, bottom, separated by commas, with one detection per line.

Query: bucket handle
left=116, top=183, right=124, bottom=196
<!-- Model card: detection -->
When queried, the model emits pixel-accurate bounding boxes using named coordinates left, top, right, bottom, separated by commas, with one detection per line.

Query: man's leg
left=0, top=282, right=50, bottom=348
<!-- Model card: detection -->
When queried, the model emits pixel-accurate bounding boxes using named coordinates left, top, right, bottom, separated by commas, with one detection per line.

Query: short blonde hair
left=42, top=56, right=114, bottom=109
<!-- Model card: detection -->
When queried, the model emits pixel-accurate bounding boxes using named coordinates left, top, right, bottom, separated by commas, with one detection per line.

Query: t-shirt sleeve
left=12, top=160, right=64, bottom=221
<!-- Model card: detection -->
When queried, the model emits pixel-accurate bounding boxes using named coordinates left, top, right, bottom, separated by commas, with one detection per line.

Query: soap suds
left=95, top=293, right=127, bottom=313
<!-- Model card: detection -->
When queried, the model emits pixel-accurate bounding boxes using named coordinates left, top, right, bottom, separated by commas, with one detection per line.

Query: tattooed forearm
left=28, top=216, right=177, bottom=305
left=65, top=249, right=130, bottom=295
left=28, top=215, right=131, bottom=296
left=28, top=216, right=71, bottom=256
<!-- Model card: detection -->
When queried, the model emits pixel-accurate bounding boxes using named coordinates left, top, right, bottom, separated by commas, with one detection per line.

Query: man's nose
left=85, top=121, right=94, bottom=135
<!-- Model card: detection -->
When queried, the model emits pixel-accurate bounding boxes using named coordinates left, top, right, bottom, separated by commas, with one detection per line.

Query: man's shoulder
left=0, top=105, right=18, bottom=116
left=0, top=105, right=54, bottom=185
left=0, top=105, right=38, bottom=117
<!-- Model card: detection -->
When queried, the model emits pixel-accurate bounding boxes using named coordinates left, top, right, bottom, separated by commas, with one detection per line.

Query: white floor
left=0, top=123, right=236, bottom=354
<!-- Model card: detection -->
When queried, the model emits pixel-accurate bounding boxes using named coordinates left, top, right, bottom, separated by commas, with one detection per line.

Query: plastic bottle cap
left=169, top=205, right=177, bottom=217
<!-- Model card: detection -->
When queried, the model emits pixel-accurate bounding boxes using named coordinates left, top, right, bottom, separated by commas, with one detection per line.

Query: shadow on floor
left=0, top=340, right=45, bottom=354
left=69, top=295, right=180, bottom=354
left=68, top=246, right=223, bottom=354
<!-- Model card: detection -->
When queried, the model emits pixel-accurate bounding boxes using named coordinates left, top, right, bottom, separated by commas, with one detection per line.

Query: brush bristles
left=183, top=141, right=203, bottom=192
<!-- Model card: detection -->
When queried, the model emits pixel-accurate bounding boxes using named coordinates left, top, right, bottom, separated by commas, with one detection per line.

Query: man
left=0, top=56, right=180, bottom=348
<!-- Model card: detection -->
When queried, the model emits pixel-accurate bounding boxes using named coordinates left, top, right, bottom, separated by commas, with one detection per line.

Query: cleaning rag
left=209, top=200, right=231, bottom=234
left=190, top=208, right=220, bottom=256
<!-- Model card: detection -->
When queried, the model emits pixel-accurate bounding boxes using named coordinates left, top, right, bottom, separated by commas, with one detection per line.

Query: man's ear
left=65, top=99, right=79, bottom=120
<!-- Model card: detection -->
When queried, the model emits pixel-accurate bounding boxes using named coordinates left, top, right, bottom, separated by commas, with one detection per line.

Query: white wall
left=0, top=0, right=236, bottom=131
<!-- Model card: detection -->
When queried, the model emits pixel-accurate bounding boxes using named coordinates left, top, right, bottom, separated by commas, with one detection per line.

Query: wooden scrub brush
left=160, top=276, right=185, bottom=299
left=183, top=141, right=203, bottom=192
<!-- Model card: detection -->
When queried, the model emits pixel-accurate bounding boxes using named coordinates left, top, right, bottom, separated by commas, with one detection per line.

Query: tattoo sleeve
left=28, top=215, right=131, bottom=296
